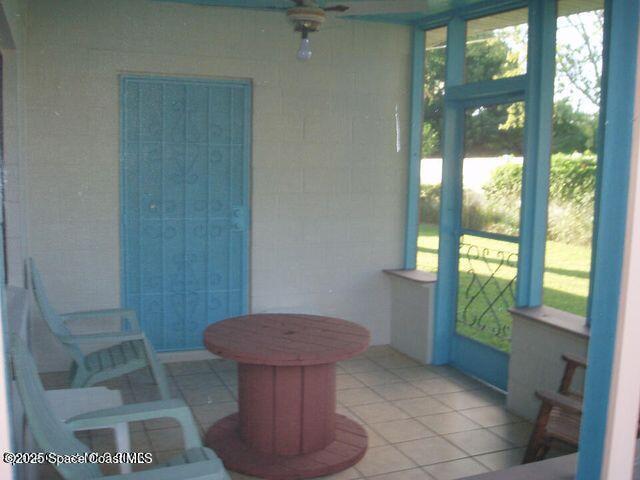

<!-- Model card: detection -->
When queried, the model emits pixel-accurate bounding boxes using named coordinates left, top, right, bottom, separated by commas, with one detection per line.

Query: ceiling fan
left=282, top=0, right=428, bottom=60
left=285, top=0, right=349, bottom=60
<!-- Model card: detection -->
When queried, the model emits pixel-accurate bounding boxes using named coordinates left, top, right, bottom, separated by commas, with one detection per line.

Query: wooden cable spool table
left=203, top=314, right=370, bottom=480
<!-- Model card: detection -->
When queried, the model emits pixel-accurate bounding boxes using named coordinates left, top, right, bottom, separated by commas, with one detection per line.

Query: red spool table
left=203, top=313, right=370, bottom=480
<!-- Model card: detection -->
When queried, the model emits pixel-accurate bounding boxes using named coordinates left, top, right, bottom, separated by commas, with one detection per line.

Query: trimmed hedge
left=483, top=152, right=596, bottom=207
left=419, top=184, right=441, bottom=224
left=419, top=152, right=597, bottom=245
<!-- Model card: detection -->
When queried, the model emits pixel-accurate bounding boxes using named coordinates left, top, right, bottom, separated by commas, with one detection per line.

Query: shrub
left=461, top=189, right=518, bottom=234
left=419, top=152, right=597, bottom=245
left=482, top=163, right=522, bottom=201
left=419, top=184, right=441, bottom=224
left=548, top=152, right=596, bottom=206
left=483, top=152, right=597, bottom=207
left=419, top=185, right=519, bottom=236
left=482, top=152, right=597, bottom=244
left=547, top=201, right=595, bottom=245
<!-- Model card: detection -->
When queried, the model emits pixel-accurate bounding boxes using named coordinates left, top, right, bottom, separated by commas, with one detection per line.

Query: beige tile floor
left=36, top=346, right=573, bottom=480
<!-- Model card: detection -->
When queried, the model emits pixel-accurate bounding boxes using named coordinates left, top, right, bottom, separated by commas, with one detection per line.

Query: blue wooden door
left=120, top=75, right=251, bottom=351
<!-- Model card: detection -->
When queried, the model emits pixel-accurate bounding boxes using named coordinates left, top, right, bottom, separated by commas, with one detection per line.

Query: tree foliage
left=556, top=11, right=604, bottom=111
left=551, top=100, right=598, bottom=153
left=422, top=36, right=525, bottom=157
left=422, top=15, right=602, bottom=158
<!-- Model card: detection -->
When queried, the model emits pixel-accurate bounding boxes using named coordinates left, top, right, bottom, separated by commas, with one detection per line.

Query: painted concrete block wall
left=1, top=2, right=29, bottom=473
left=21, top=0, right=411, bottom=370
left=1, top=0, right=27, bottom=288
left=507, top=314, right=588, bottom=420
left=387, top=275, right=435, bottom=364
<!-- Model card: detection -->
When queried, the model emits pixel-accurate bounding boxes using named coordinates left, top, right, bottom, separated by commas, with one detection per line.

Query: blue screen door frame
left=120, top=75, right=251, bottom=352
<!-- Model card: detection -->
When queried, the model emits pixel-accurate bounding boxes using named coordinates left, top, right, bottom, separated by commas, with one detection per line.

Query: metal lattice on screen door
left=457, top=241, right=518, bottom=341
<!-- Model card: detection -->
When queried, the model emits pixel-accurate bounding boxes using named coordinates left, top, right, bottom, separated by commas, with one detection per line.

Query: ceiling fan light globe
left=297, top=37, right=312, bottom=61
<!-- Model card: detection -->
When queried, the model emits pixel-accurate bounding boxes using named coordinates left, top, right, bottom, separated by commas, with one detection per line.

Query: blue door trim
left=120, top=74, right=251, bottom=89
left=433, top=13, right=526, bottom=386
left=459, top=228, right=519, bottom=244
left=578, top=0, right=640, bottom=477
left=432, top=13, right=528, bottom=374
left=432, top=16, right=465, bottom=365
left=451, top=334, right=509, bottom=390
left=445, top=75, right=526, bottom=104
left=119, top=74, right=252, bottom=351
left=237, top=78, right=252, bottom=316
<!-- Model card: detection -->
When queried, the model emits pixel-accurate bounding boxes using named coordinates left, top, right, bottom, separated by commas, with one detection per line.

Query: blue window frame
left=403, top=0, right=640, bottom=476
left=578, top=0, right=639, bottom=477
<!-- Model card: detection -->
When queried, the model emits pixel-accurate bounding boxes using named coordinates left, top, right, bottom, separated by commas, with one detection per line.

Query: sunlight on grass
left=417, top=223, right=591, bottom=351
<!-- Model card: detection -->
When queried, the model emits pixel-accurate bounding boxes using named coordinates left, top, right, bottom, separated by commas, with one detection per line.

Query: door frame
left=426, top=2, right=556, bottom=389
left=118, top=74, right=252, bottom=350
left=444, top=94, right=525, bottom=390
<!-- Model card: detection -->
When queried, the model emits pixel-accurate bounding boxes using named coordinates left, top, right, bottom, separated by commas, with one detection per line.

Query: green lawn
left=417, top=223, right=591, bottom=351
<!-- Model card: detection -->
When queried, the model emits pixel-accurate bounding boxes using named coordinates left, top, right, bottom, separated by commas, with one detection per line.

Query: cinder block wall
left=387, top=275, right=436, bottom=364
left=20, top=0, right=412, bottom=370
left=507, top=313, right=588, bottom=420
left=2, top=0, right=28, bottom=288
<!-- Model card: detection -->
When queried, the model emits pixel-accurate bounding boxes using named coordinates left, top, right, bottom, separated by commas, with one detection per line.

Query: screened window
left=412, top=2, right=606, bottom=321
left=465, top=8, right=528, bottom=83
left=542, top=0, right=604, bottom=317
left=416, top=26, right=447, bottom=273
left=461, top=102, right=524, bottom=238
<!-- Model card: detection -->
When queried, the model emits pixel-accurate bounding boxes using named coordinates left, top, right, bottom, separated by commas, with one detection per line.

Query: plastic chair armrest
left=61, top=308, right=141, bottom=331
left=109, top=459, right=229, bottom=480
left=66, top=399, right=202, bottom=449
left=58, top=331, right=145, bottom=345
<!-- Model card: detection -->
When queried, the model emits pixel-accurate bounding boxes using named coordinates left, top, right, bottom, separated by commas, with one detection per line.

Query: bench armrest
left=562, top=353, right=588, bottom=369
left=536, top=390, right=584, bottom=415
left=66, top=399, right=202, bottom=450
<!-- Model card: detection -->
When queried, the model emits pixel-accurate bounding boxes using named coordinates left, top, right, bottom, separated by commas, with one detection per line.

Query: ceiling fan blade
left=323, top=5, right=350, bottom=12
left=333, top=0, right=428, bottom=16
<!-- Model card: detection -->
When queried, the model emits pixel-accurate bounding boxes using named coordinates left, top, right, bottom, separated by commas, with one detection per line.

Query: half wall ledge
left=507, top=305, right=589, bottom=421
left=384, top=269, right=437, bottom=365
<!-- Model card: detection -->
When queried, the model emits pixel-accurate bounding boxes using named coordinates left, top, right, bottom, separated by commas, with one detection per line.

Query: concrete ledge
left=507, top=305, right=589, bottom=420
left=509, top=305, right=589, bottom=339
left=383, top=269, right=437, bottom=284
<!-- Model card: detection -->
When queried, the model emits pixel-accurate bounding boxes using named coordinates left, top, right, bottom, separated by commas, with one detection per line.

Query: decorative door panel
left=121, top=76, right=250, bottom=351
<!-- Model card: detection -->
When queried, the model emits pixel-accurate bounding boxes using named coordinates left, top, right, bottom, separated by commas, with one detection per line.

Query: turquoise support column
left=585, top=0, right=610, bottom=325
left=404, top=28, right=426, bottom=269
left=516, top=0, right=556, bottom=308
left=578, top=0, right=640, bottom=478
left=432, top=16, right=465, bottom=364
